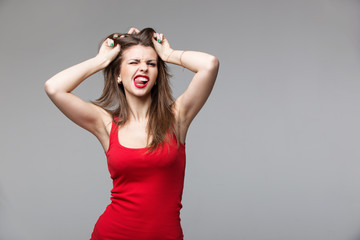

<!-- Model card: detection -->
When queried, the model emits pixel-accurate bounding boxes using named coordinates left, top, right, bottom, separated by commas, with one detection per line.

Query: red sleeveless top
left=90, top=120, right=186, bottom=240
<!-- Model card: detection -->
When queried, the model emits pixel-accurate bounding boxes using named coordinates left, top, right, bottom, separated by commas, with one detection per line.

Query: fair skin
left=44, top=28, right=219, bottom=151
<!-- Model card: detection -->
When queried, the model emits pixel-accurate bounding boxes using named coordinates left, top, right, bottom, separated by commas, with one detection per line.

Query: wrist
left=93, top=55, right=111, bottom=69
left=165, top=49, right=175, bottom=62
left=161, top=48, right=174, bottom=62
left=165, top=50, right=186, bottom=67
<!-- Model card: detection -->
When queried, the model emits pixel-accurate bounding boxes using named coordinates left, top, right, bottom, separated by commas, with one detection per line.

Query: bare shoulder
left=92, top=104, right=113, bottom=137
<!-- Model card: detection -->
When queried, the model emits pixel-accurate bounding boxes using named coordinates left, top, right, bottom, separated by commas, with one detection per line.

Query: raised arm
left=152, top=33, right=219, bottom=139
left=44, top=36, right=121, bottom=135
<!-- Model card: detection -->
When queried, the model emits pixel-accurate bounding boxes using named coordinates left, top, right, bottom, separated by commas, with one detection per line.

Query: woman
left=44, top=27, right=219, bottom=240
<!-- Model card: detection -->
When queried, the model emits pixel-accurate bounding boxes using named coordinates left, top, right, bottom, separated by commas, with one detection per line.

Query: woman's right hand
left=95, top=36, right=121, bottom=67
left=95, top=28, right=140, bottom=67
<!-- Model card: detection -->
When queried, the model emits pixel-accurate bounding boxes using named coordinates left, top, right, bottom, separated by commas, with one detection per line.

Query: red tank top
left=90, top=120, right=186, bottom=240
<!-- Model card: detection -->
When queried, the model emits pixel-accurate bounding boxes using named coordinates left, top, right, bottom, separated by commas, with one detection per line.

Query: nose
left=139, top=61, right=148, bottom=72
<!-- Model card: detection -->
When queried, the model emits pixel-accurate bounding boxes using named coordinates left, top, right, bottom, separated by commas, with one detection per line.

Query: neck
left=125, top=94, right=152, bottom=122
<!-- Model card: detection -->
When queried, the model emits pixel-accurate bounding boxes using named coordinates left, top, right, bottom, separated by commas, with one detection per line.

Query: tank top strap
left=108, top=119, right=119, bottom=149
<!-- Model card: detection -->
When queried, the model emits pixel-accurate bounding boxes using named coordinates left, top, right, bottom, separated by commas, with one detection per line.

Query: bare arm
left=44, top=37, right=120, bottom=135
left=152, top=33, right=219, bottom=139
left=167, top=50, right=219, bottom=124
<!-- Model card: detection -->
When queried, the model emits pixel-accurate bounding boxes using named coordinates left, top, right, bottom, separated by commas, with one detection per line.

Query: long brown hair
left=92, top=28, right=175, bottom=150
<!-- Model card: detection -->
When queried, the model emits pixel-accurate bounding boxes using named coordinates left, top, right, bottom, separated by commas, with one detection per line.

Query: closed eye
left=127, top=60, right=157, bottom=66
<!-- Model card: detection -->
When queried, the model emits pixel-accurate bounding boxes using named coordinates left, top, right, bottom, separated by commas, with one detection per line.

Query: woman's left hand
left=152, top=32, right=173, bottom=62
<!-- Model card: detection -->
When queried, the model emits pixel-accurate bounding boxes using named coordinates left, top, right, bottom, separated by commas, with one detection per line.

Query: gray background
left=1, top=0, right=360, bottom=239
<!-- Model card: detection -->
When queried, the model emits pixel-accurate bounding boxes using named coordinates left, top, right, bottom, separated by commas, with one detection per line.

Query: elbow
left=44, top=80, right=56, bottom=96
left=211, top=56, right=220, bottom=71
left=207, top=56, right=220, bottom=72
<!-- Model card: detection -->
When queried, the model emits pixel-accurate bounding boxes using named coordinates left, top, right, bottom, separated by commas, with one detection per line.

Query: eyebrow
left=128, top=59, right=157, bottom=62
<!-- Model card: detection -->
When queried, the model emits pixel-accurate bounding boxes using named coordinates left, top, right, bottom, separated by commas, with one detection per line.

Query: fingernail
left=158, top=39, right=161, bottom=43
left=110, top=43, right=114, bottom=47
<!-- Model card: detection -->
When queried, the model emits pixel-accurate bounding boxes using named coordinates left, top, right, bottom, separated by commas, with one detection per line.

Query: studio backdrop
left=1, top=1, right=360, bottom=240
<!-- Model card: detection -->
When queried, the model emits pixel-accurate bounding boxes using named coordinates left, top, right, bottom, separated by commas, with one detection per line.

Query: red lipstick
left=133, top=75, right=150, bottom=88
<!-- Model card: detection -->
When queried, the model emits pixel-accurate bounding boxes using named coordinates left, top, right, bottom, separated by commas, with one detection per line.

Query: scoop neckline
left=117, top=138, right=151, bottom=150
left=115, top=131, right=185, bottom=150
left=110, top=120, right=185, bottom=152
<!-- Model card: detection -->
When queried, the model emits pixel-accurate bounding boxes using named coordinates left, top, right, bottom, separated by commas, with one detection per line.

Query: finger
left=107, top=38, right=114, bottom=47
left=151, top=35, right=158, bottom=45
left=155, top=33, right=162, bottom=43
left=153, top=32, right=163, bottom=44
left=113, top=44, right=121, bottom=51
left=113, top=33, right=119, bottom=39
left=159, top=33, right=164, bottom=42
left=128, top=27, right=140, bottom=34
left=128, top=28, right=135, bottom=34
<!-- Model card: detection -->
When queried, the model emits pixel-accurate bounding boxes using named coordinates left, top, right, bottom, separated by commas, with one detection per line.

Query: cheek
left=152, top=69, right=158, bottom=80
left=120, top=66, right=133, bottom=79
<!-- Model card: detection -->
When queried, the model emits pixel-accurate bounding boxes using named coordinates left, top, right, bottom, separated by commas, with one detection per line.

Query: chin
left=131, top=89, right=152, bottom=98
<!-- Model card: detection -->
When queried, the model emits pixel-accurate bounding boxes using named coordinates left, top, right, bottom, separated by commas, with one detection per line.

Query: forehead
left=122, top=45, right=157, bottom=60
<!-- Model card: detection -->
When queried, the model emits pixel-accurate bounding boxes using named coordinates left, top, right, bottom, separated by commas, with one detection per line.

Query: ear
left=117, top=75, right=122, bottom=84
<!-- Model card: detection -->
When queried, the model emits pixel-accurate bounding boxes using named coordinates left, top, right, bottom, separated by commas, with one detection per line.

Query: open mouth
left=133, top=75, right=149, bottom=88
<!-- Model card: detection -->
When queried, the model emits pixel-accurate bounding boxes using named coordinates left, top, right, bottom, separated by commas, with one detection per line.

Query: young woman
left=44, top=27, right=219, bottom=240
